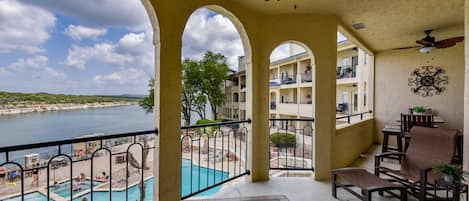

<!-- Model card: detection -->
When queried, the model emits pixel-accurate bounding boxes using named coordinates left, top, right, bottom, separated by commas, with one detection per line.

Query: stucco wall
left=374, top=42, right=464, bottom=143
left=332, top=119, right=374, bottom=168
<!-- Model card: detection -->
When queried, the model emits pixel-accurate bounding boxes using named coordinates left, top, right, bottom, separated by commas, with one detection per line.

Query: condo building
left=222, top=38, right=374, bottom=126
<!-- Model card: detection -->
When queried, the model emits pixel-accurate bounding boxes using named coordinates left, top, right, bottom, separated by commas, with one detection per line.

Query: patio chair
left=400, top=113, right=433, bottom=151
left=375, top=126, right=458, bottom=201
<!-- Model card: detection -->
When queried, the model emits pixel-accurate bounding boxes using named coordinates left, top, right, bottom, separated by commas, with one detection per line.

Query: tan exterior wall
left=337, top=49, right=357, bottom=66
left=332, top=119, right=374, bottom=168
left=375, top=40, right=464, bottom=143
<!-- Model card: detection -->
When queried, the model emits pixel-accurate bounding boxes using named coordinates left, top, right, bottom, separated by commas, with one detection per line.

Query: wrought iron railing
left=336, top=65, right=357, bottom=79
left=281, top=76, right=297, bottom=85
left=0, top=129, right=157, bottom=201
left=180, top=119, right=251, bottom=200
left=336, top=110, right=373, bottom=124
left=269, top=118, right=315, bottom=171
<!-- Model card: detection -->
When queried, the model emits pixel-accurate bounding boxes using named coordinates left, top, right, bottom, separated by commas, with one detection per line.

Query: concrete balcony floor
left=191, top=145, right=416, bottom=201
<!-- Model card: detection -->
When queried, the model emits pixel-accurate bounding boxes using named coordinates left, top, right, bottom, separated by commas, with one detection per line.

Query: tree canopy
left=139, top=51, right=230, bottom=124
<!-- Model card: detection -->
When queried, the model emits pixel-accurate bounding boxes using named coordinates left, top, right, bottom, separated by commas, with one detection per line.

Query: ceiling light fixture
left=419, top=46, right=435, bottom=54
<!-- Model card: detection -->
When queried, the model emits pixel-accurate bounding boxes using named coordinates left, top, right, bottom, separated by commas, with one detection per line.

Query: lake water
left=0, top=104, right=155, bottom=147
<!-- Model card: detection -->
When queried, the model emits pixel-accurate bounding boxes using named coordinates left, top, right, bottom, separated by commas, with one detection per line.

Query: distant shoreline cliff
left=0, top=102, right=134, bottom=115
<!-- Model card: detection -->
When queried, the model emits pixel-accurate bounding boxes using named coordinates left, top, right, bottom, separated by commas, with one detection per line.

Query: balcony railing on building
left=0, top=129, right=157, bottom=201
left=0, top=119, right=253, bottom=201
left=336, top=110, right=373, bottom=126
left=181, top=119, right=251, bottom=199
left=269, top=118, right=315, bottom=172
left=336, top=65, right=357, bottom=79
left=281, top=75, right=297, bottom=85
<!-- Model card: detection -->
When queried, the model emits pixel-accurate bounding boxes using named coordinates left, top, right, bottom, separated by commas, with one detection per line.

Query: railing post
left=347, top=115, right=351, bottom=124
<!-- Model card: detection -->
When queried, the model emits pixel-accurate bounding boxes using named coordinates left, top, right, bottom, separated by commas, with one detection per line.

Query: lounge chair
left=375, top=126, right=458, bottom=200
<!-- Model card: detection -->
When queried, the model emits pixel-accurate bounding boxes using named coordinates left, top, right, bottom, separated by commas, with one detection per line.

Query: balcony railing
left=336, top=110, right=373, bottom=125
left=336, top=65, right=357, bottom=79
left=0, top=129, right=157, bottom=201
left=269, top=118, right=315, bottom=171
left=281, top=76, right=297, bottom=85
left=180, top=119, right=251, bottom=200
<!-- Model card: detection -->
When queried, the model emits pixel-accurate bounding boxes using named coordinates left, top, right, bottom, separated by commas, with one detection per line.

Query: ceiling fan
left=394, top=30, right=464, bottom=53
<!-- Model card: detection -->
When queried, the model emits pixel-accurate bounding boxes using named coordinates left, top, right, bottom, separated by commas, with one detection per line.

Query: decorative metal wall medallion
left=408, top=66, right=448, bottom=97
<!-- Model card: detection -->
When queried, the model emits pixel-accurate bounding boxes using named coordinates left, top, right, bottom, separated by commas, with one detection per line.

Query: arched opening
left=268, top=41, right=316, bottom=175
left=179, top=5, right=252, bottom=199
left=0, top=0, right=160, bottom=201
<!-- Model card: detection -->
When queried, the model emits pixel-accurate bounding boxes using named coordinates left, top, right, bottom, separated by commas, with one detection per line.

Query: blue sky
left=0, top=1, right=342, bottom=95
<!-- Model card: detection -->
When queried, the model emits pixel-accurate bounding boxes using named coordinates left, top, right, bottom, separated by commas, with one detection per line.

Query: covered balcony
left=0, top=0, right=468, bottom=201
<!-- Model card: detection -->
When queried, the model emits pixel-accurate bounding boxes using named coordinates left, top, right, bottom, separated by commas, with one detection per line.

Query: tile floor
left=190, top=145, right=414, bottom=201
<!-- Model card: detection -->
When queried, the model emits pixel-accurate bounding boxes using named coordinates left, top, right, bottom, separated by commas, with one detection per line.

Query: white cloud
left=64, top=25, right=107, bottom=40
left=65, top=30, right=154, bottom=70
left=20, top=0, right=150, bottom=32
left=2, top=56, right=65, bottom=78
left=270, top=43, right=306, bottom=62
left=182, top=8, right=244, bottom=70
left=65, top=43, right=131, bottom=69
left=93, top=68, right=147, bottom=85
left=0, top=0, right=55, bottom=53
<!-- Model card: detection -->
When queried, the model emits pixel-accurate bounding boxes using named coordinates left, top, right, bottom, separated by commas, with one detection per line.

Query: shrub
left=196, top=119, right=221, bottom=137
left=270, top=133, right=296, bottom=148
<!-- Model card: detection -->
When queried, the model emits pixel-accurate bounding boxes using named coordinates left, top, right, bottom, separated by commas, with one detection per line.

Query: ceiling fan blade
left=435, top=36, right=464, bottom=48
left=416, top=39, right=433, bottom=46
left=393, top=45, right=420, bottom=50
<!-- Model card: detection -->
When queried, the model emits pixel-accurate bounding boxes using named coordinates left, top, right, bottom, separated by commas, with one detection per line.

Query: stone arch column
left=255, top=14, right=339, bottom=180
left=148, top=1, right=259, bottom=200
left=146, top=1, right=189, bottom=201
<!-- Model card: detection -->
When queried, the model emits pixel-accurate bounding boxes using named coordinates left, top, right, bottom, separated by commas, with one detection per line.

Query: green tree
left=197, top=51, right=229, bottom=120
left=138, top=78, right=155, bottom=113
left=139, top=51, right=229, bottom=123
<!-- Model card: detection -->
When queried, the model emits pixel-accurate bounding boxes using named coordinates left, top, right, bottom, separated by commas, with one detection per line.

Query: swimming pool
left=50, top=180, right=102, bottom=198
left=74, top=160, right=228, bottom=200
left=181, top=159, right=229, bottom=197
left=3, top=192, right=55, bottom=201
left=5, top=160, right=228, bottom=201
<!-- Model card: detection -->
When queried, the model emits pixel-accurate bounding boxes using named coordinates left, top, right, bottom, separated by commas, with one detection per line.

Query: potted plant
left=412, top=106, right=426, bottom=114
left=432, top=162, right=466, bottom=183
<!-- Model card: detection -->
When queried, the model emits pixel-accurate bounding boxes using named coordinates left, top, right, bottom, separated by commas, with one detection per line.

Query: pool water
left=4, top=192, right=55, bottom=201
left=181, top=159, right=229, bottom=197
left=50, top=180, right=101, bottom=198
left=74, top=160, right=228, bottom=200
left=74, top=179, right=154, bottom=201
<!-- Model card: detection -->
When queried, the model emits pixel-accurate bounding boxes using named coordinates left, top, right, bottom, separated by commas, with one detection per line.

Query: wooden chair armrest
left=375, top=152, right=405, bottom=158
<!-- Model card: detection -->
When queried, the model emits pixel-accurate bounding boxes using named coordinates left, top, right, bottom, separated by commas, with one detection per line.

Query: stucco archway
left=268, top=41, right=316, bottom=174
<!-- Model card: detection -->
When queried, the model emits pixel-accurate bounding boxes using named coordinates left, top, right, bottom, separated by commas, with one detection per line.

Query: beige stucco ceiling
left=236, top=0, right=464, bottom=52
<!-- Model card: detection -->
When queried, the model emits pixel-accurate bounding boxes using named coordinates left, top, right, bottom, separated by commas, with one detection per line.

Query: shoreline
left=0, top=102, right=134, bottom=115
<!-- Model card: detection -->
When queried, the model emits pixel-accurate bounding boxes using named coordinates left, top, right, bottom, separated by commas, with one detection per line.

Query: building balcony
left=281, top=77, right=297, bottom=85
left=298, top=104, right=314, bottom=117
left=277, top=103, right=298, bottom=116
left=336, top=65, right=357, bottom=80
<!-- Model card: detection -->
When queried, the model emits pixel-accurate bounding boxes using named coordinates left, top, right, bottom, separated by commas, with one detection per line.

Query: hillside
left=0, top=91, right=141, bottom=106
